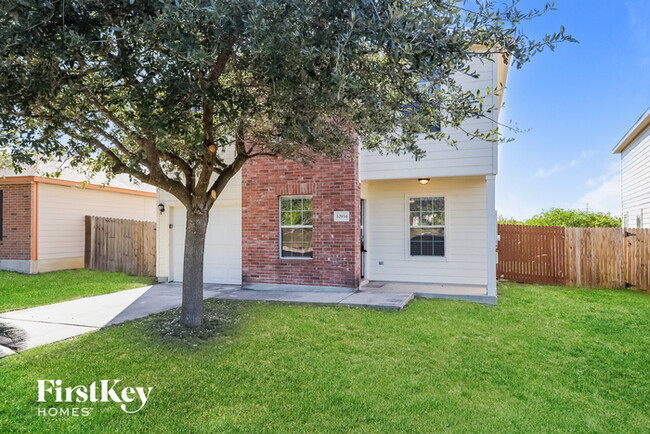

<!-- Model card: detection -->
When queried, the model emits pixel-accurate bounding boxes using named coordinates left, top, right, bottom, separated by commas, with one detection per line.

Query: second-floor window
left=403, top=102, right=441, bottom=133
left=402, top=78, right=441, bottom=133
left=280, top=195, right=313, bottom=258
left=409, top=197, right=445, bottom=257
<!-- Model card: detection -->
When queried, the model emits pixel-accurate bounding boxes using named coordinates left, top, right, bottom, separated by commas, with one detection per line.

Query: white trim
left=486, top=175, right=497, bottom=297
left=278, top=195, right=314, bottom=260
left=404, top=194, right=447, bottom=261
left=612, top=107, right=650, bottom=154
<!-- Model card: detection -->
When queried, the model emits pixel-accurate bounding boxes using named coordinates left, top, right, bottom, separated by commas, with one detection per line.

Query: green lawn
left=1, top=283, right=648, bottom=432
left=0, top=270, right=155, bottom=312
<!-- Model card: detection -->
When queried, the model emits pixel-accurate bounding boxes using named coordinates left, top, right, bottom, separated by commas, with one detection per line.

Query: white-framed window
left=624, top=212, right=629, bottom=228
left=280, top=195, right=313, bottom=259
left=408, top=196, right=445, bottom=256
left=402, top=78, right=441, bottom=133
left=637, top=209, right=643, bottom=229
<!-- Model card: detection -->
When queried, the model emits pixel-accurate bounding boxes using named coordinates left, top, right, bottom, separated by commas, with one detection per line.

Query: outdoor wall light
left=418, top=178, right=430, bottom=185
left=158, top=203, right=165, bottom=214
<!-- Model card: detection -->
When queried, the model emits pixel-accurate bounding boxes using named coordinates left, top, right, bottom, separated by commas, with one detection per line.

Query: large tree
left=0, top=0, right=572, bottom=326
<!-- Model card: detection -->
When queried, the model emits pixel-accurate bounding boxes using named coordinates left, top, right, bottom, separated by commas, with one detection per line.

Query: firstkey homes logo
left=37, top=380, right=153, bottom=416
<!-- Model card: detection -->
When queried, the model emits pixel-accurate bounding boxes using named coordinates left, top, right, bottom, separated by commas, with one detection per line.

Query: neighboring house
left=157, top=52, right=508, bottom=301
left=0, top=162, right=156, bottom=274
left=613, top=107, right=650, bottom=229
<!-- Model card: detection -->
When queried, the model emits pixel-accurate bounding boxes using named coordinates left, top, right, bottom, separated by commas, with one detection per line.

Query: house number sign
left=333, top=211, right=350, bottom=222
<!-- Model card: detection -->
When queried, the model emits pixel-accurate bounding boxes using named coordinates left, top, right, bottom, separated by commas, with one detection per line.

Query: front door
left=361, top=199, right=366, bottom=279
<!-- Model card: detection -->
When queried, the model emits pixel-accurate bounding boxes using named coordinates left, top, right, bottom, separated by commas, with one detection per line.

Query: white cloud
left=574, top=172, right=621, bottom=215
left=580, top=150, right=594, bottom=159
left=534, top=164, right=562, bottom=178
left=534, top=151, right=591, bottom=178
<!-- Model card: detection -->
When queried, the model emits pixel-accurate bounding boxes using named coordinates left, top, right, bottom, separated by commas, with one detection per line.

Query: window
left=638, top=210, right=643, bottom=229
left=0, top=190, right=3, bottom=240
left=624, top=212, right=629, bottom=228
left=280, top=195, right=313, bottom=258
left=403, top=102, right=441, bottom=133
left=402, top=79, right=441, bottom=133
left=409, top=197, right=444, bottom=256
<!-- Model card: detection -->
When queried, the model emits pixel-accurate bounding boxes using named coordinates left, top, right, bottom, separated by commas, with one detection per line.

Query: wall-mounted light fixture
left=158, top=203, right=165, bottom=214
left=418, top=178, right=430, bottom=185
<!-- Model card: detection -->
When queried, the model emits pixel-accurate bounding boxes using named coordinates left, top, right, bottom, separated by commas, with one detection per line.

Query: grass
left=1, top=283, right=649, bottom=432
left=0, top=270, right=155, bottom=312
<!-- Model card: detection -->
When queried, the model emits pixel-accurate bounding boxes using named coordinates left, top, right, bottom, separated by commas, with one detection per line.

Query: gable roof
left=612, top=107, right=650, bottom=154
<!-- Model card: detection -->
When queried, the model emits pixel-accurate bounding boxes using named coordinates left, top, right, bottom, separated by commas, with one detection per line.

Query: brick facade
left=242, top=153, right=361, bottom=288
left=0, top=183, right=33, bottom=260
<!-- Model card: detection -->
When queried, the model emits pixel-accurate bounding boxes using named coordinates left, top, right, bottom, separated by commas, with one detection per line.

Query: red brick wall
left=0, top=183, right=33, bottom=260
left=242, top=153, right=361, bottom=288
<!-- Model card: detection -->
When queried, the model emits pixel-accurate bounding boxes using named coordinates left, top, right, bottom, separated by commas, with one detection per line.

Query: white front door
left=171, top=204, right=242, bottom=284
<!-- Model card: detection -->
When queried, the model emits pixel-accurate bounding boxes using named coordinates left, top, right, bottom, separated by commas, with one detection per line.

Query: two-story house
left=613, top=107, right=650, bottom=229
left=156, top=52, right=508, bottom=303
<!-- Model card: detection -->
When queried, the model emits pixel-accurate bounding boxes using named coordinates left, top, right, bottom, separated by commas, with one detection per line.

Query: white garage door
left=171, top=204, right=242, bottom=284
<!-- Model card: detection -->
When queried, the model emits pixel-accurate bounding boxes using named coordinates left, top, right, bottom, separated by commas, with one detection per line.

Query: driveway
left=0, top=283, right=413, bottom=357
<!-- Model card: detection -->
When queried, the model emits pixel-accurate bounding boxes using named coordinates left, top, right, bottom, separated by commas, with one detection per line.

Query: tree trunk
left=180, top=209, right=210, bottom=327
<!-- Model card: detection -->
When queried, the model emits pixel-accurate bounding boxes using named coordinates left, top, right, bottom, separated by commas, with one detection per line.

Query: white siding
left=360, top=55, right=500, bottom=181
left=158, top=172, right=242, bottom=283
left=364, top=176, right=487, bottom=287
left=621, top=127, right=650, bottom=228
left=37, top=183, right=156, bottom=263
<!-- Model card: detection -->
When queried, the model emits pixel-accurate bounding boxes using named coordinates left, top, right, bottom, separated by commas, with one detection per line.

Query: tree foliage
left=499, top=208, right=621, bottom=228
left=1, top=0, right=573, bottom=195
left=497, top=214, right=522, bottom=225
left=0, top=148, right=11, bottom=172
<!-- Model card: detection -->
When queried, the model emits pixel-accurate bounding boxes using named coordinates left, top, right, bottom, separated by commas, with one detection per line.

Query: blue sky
left=496, top=0, right=650, bottom=220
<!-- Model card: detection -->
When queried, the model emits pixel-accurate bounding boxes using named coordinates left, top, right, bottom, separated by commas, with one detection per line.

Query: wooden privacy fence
left=497, top=225, right=650, bottom=291
left=85, top=216, right=156, bottom=276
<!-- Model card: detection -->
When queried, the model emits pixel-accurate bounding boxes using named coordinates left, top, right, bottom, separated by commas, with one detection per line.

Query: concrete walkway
left=0, top=286, right=153, bottom=354
left=0, top=283, right=413, bottom=356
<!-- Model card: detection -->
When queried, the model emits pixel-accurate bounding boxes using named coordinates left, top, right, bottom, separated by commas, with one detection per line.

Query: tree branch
left=159, top=150, right=195, bottom=184
left=207, top=38, right=235, bottom=84
left=85, top=125, right=134, bottom=156
left=84, top=92, right=148, bottom=148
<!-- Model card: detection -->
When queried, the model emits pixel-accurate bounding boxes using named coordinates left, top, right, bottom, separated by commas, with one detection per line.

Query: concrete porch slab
left=214, top=288, right=412, bottom=309
left=359, top=280, right=495, bottom=304
left=340, top=291, right=414, bottom=309
left=216, top=289, right=352, bottom=304
left=361, top=281, right=487, bottom=295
